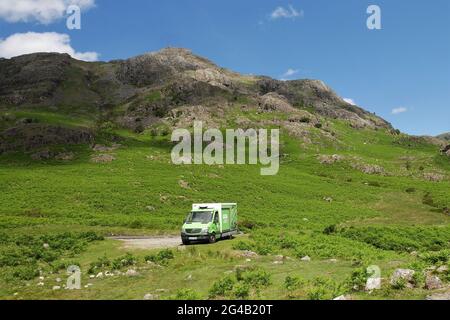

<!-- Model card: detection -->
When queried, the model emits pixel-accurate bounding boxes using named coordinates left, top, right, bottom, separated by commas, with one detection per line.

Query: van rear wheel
left=208, top=234, right=216, bottom=244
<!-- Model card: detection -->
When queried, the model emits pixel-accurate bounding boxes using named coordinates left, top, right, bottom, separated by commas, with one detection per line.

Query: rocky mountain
left=437, top=133, right=450, bottom=142
left=0, top=48, right=399, bottom=155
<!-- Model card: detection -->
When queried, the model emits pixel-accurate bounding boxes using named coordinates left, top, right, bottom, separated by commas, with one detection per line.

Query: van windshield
left=186, top=211, right=213, bottom=224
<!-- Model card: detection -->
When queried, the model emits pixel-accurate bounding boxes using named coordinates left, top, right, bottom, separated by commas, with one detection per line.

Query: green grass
left=0, top=110, right=449, bottom=300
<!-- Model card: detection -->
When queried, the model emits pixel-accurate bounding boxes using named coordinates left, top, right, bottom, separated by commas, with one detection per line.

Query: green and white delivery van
left=181, top=203, right=238, bottom=245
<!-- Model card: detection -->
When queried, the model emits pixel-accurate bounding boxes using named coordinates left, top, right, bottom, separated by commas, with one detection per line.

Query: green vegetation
left=0, top=107, right=449, bottom=300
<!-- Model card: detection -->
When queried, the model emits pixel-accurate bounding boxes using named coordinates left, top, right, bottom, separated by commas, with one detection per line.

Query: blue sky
left=0, top=0, right=449, bottom=136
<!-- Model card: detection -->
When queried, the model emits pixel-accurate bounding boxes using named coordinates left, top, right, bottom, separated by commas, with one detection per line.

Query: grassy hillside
left=0, top=108, right=449, bottom=300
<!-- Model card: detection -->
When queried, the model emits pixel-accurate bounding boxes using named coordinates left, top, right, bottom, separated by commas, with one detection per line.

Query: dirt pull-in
left=109, top=236, right=182, bottom=250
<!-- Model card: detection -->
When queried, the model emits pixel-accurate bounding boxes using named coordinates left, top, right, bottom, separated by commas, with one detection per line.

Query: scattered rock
left=273, top=255, right=284, bottom=261
left=39, top=276, right=45, bottom=281
left=426, top=291, right=450, bottom=300
left=96, top=272, right=104, bottom=278
left=55, top=278, right=61, bottom=283
left=89, top=275, right=95, bottom=279
left=329, top=259, right=338, bottom=263
left=425, top=274, right=443, bottom=290
left=300, top=256, right=311, bottom=262
left=31, top=149, right=53, bottom=160
left=143, top=293, right=159, bottom=300
left=273, top=261, right=283, bottom=265
left=333, top=295, right=352, bottom=300
left=365, top=277, right=381, bottom=291
left=125, top=269, right=139, bottom=277
left=146, top=205, right=156, bottom=212
left=423, top=172, right=445, bottom=182
left=390, top=269, right=415, bottom=288
left=318, top=154, right=344, bottom=165
left=352, top=163, right=385, bottom=175
left=43, top=243, right=50, bottom=249
left=178, top=180, right=190, bottom=189
left=185, top=274, right=193, bottom=281
left=436, top=265, right=449, bottom=274
left=323, top=197, right=333, bottom=203
left=238, top=250, right=258, bottom=258
left=37, top=282, right=44, bottom=286
left=55, top=152, right=74, bottom=161
left=91, top=154, right=116, bottom=163
left=92, top=144, right=120, bottom=152
left=52, top=286, right=61, bottom=290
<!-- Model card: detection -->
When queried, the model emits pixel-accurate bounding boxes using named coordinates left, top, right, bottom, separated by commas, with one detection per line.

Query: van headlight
left=201, top=228, right=209, bottom=234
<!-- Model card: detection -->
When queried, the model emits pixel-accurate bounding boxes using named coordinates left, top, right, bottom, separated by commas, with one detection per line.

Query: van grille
left=185, top=228, right=201, bottom=234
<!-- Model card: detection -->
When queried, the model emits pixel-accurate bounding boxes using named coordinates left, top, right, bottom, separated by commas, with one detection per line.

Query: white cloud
left=270, top=5, right=303, bottom=20
left=391, top=107, right=408, bottom=115
left=344, top=98, right=356, bottom=106
left=281, top=68, right=299, bottom=79
left=0, top=0, right=95, bottom=24
left=0, top=32, right=99, bottom=61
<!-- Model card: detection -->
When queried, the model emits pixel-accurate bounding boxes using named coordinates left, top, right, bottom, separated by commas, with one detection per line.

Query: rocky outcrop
left=0, top=124, right=93, bottom=154
left=0, top=47, right=393, bottom=133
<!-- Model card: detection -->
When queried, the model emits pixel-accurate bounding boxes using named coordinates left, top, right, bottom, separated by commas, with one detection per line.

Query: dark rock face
left=0, top=53, right=71, bottom=105
left=0, top=47, right=392, bottom=131
left=0, top=124, right=94, bottom=154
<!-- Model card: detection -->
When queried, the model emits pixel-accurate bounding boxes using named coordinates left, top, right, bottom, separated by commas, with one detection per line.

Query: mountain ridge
left=0, top=48, right=391, bottom=133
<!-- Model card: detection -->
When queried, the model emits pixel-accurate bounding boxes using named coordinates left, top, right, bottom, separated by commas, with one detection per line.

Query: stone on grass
left=425, top=274, right=443, bottom=290
left=300, top=256, right=311, bottom=262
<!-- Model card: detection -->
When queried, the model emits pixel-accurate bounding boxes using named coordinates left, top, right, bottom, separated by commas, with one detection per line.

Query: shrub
left=209, top=276, right=235, bottom=298
left=284, top=275, right=304, bottom=292
left=112, top=253, right=136, bottom=270
left=232, top=241, right=254, bottom=251
left=239, top=268, right=271, bottom=288
left=391, top=277, right=407, bottom=290
left=323, top=225, right=337, bottom=235
left=144, top=249, right=174, bottom=266
left=347, top=267, right=368, bottom=291
left=233, top=282, right=250, bottom=299
left=88, top=255, right=111, bottom=274
left=171, top=289, right=201, bottom=300
left=12, top=265, right=40, bottom=280
left=422, top=193, right=435, bottom=207
left=306, top=278, right=345, bottom=300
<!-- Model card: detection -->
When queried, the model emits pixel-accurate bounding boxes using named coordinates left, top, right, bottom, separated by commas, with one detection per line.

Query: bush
left=88, top=255, right=111, bottom=274
left=232, top=241, right=254, bottom=251
left=171, top=289, right=201, bottom=300
left=347, top=267, right=368, bottom=291
left=323, top=225, right=337, bottom=235
left=12, top=265, right=40, bottom=280
left=233, top=282, right=250, bottom=299
left=144, top=249, right=174, bottom=266
left=239, top=268, right=271, bottom=288
left=306, top=278, right=345, bottom=300
left=209, top=276, right=235, bottom=298
left=112, top=253, right=136, bottom=270
left=284, top=275, right=304, bottom=292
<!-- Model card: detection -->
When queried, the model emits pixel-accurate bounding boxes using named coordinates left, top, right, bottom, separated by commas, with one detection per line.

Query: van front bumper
left=181, top=233, right=209, bottom=241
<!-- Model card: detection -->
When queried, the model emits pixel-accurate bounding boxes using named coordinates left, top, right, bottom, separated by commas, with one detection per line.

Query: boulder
left=143, top=293, right=159, bottom=300
left=390, top=269, right=415, bottom=288
left=425, top=274, right=443, bottom=290
left=91, top=154, right=116, bottom=163
left=300, top=256, right=311, bottom=262
left=365, top=277, right=381, bottom=291
left=125, top=269, right=139, bottom=277
left=426, top=291, right=450, bottom=300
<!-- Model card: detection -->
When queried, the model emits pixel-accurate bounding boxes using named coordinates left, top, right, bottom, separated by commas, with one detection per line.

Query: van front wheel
left=208, top=234, right=216, bottom=244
